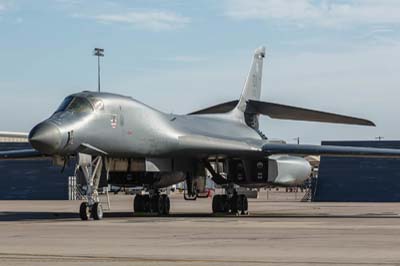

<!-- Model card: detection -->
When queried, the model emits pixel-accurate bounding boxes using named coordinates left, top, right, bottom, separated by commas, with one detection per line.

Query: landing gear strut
left=133, top=190, right=170, bottom=215
left=212, top=184, right=248, bottom=215
left=184, top=175, right=197, bottom=200
left=76, top=153, right=108, bottom=220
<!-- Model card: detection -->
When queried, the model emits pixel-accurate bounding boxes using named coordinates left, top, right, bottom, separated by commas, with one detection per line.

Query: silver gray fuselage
left=31, top=91, right=263, bottom=158
left=27, top=91, right=311, bottom=188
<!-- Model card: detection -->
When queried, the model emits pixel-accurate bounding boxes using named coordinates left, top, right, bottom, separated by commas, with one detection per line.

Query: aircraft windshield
left=55, top=96, right=93, bottom=113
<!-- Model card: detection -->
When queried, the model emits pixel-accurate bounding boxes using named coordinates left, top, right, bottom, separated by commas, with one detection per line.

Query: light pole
left=293, top=137, right=300, bottom=144
left=375, top=136, right=384, bottom=141
left=93, top=48, right=104, bottom=92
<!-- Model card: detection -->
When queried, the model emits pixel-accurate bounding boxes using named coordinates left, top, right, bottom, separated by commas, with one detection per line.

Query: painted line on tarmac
left=0, top=253, right=398, bottom=265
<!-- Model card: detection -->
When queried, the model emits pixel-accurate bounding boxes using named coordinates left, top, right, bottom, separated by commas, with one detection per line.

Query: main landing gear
left=212, top=184, right=248, bottom=215
left=133, top=190, right=170, bottom=215
left=76, top=153, right=109, bottom=221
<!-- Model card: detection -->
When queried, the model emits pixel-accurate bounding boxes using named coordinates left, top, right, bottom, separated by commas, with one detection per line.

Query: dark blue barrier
left=314, top=141, right=400, bottom=202
left=0, top=143, right=74, bottom=200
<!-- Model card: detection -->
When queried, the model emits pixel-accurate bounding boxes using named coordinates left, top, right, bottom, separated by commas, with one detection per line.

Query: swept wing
left=262, top=143, right=400, bottom=158
left=176, top=135, right=400, bottom=158
left=189, top=100, right=374, bottom=126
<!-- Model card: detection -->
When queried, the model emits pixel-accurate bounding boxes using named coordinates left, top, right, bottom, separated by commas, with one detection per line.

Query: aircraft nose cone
left=29, top=122, right=62, bottom=154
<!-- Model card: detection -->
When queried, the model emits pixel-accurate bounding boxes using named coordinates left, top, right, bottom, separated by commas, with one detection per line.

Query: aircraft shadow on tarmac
left=0, top=211, right=399, bottom=221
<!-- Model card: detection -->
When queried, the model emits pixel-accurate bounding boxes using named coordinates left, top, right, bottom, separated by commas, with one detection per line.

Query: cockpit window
left=55, top=96, right=93, bottom=113
left=55, top=96, right=73, bottom=113
left=88, top=97, right=104, bottom=111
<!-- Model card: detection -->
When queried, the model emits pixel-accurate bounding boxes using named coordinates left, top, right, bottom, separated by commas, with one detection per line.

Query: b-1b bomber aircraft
left=2, top=46, right=400, bottom=220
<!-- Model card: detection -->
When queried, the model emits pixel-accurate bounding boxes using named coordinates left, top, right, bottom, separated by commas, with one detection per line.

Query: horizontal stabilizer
left=263, top=143, right=400, bottom=158
left=248, top=100, right=375, bottom=126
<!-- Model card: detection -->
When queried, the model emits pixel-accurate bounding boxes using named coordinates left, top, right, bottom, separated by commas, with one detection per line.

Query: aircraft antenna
left=93, top=48, right=104, bottom=92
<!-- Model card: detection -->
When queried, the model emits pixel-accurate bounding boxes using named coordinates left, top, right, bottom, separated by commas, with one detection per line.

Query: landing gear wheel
left=212, top=195, right=223, bottom=213
left=212, top=194, right=248, bottom=215
left=143, top=195, right=151, bottom=212
left=240, top=195, right=248, bottom=215
left=149, top=196, right=158, bottom=214
left=212, top=195, right=229, bottom=213
left=79, top=202, right=90, bottom=221
left=220, top=195, right=229, bottom=213
left=134, top=191, right=171, bottom=216
left=134, top=195, right=144, bottom=212
left=161, top=195, right=170, bottom=215
left=212, top=195, right=220, bottom=213
left=91, top=202, right=103, bottom=220
left=156, top=195, right=165, bottom=215
left=230, top=195, right=242, bottom=215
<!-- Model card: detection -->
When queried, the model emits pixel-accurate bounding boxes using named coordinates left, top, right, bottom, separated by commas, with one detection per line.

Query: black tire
left=229, top=195, right=239, bottom=214
left=143, top=195, right=151, bottom=212
left=230, top=195, right=242, bottom=214
left=212, top=195, right=221, bottom=213
left=150, top=196, right=158, bottom=213
left=134, top=195, right=143, bottom=212
left=92, top=202, right=103, bottom=220
left=241, top=195, right=249, bottom=215
left=79, top=202, right=89, bottom=221
left=220, top=195, right=229, bottom=213
left=162, top=195, right=170, bottom=215
left=212, top=195, right=228, bottom=213
left=157, top=195, right=165, bottom=215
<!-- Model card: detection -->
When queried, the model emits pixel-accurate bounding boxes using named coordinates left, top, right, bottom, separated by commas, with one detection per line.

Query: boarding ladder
left=301, top=188, right=312, bottom=202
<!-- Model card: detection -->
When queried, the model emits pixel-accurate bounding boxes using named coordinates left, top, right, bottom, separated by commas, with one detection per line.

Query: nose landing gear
left=76, top=153, right=108, bottom=221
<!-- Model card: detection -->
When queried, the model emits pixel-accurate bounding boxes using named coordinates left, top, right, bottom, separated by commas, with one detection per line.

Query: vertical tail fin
left=236, top=46, right=265, bottom=112
left=233, top=46, right=266, bottom=127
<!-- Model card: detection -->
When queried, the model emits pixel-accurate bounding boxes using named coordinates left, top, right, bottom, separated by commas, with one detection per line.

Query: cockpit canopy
left=55, top=95, right=104, bottom=114
left=55, top=96, right=93, bottom=113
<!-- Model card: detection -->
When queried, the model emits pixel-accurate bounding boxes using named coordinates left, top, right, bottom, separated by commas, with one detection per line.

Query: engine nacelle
left=267, top=155, right=312, bottom=186
left=228, top=155, right=312, bottom=187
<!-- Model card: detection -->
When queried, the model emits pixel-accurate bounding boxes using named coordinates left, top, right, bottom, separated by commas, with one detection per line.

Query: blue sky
left=1, top=0, right=400, bottom=143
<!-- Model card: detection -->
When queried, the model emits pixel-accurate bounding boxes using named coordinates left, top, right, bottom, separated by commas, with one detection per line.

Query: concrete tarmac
left=1, top=191, right=400, bottom=266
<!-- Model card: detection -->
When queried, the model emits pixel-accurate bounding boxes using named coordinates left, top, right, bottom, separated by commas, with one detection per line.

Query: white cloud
left=56, top=0, right=191, bottom=31
left=225, top=0, right=400, bottom=28
left=0, top=1, right=8, bottom=12
left=91, top=10, right=190, bottom=31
